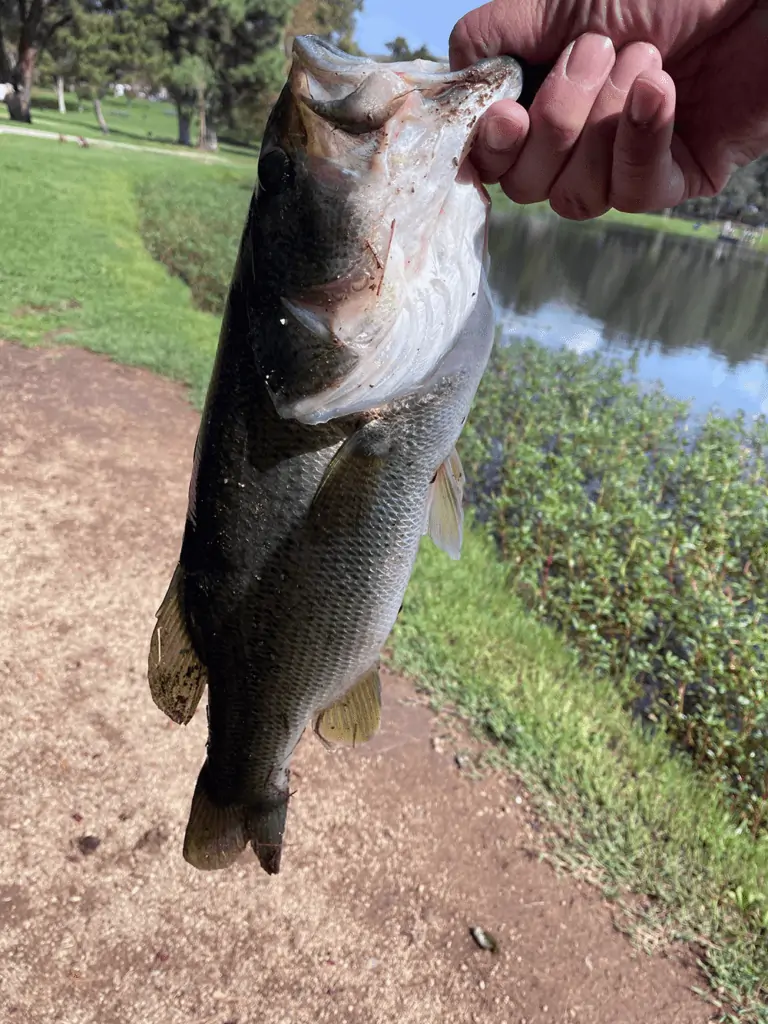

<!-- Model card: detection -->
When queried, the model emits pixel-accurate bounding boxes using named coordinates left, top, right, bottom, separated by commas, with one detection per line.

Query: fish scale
left=147, top=36, right=522, bottom=875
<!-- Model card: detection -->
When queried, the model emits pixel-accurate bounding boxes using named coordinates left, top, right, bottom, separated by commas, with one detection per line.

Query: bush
left=135, top=166, right=252, bottom=314
left=461, top=340, right=768, bottom=833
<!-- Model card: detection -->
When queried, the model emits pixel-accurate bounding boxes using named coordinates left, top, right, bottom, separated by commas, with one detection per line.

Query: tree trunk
left=0, top=28, right=11, bottom=83
left=6, top=89, right=29, bottom=122
left=93, top=96, right=109, bottom=134
left=176, top=101, right=192, bottom=146
left=56, top=76, right=66, bottom=114
left=197, top=86, right=207, bottom=149
left=7, top=43, right=37, bottom=123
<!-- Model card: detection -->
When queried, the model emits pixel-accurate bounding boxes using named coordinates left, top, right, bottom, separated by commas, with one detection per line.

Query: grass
left=1, top=131, right=766, bottom=1020
left=489, top=186, right=768, bottom=248
left=136, top=164, right=255, bottom=313
left=390, top=528, right=768, bottom=1022
left=600, top=207, right=722, bottom=238
left=0, top=134, right=227, bottom=405
left=4, top=88, right=257, bottom=162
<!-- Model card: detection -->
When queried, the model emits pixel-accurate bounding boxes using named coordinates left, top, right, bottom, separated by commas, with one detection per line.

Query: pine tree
left=142, top=0, right=296, bottom=148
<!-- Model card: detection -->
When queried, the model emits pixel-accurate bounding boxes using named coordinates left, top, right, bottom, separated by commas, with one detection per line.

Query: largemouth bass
left=148, top=37, right=522, bottom=875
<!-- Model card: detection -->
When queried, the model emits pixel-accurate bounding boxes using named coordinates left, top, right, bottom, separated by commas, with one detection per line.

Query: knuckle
left=549, top=187, right=603, bottom=221
left=448, top=21, right=473, bottom=65
left=614, top=142, right=656, bottom=174
left=610, top=183, right=652, bottom=213
left=500, top=171, right=546, bottom=206
left=611, top=147, right=659, bottom=208
left=532, top=105, right=582, bottom=151
left=509, top=187, right=548, bottom=205
left=470, top=155, right=503, bottom=185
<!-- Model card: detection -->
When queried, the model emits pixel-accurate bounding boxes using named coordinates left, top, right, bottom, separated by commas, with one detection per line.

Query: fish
left=147, top=36, right=522, bottom=875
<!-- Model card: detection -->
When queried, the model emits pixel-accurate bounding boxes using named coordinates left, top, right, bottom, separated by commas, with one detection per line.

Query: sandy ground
left=0, top=342, right=713, bottom=1024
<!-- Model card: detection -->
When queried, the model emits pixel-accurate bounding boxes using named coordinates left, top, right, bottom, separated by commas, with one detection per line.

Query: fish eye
left=258, top=147, right=294, bottom=195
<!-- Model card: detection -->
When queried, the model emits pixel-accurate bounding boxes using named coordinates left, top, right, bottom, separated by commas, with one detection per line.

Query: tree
left=36, top=10, right=77, bottom=113
left=285, top=0, right=363, bottom=56
left=206, top=0, right=298, bottom=147
left=35, top=1, right=165, bottom=134
left=674, top=155, right=768, bottom=224
left=141, top=0, right=296, bottom=149
left=384, top=36, right=436, bottom=62
left=143, top=0, right=218, bottom=145
left=67, top=4, right=119, bottom=131
left=166, top=53, right=213, bottom=147
left=312, top=0, right=362, bottom=51
left=0, top=0, right=76, bottom=122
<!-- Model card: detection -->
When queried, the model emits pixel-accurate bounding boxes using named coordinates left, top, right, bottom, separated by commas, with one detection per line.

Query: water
left=487, top=210, right=768, bottom=420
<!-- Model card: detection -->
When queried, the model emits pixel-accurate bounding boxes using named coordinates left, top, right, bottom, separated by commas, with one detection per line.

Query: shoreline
left=489, top=187, right=768, bottom=251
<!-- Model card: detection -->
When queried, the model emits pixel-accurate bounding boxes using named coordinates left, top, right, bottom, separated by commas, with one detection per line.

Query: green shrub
left=135, top=166, right=253, bottom=313
left=461, top=340, right=768, bottom=833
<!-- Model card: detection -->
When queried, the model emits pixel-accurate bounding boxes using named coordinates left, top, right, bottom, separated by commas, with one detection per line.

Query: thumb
left=449, top=0, right=576, bottom=70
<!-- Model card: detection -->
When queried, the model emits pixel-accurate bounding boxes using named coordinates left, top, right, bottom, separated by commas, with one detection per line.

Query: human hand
left=450, top=0, right=768, bottom=218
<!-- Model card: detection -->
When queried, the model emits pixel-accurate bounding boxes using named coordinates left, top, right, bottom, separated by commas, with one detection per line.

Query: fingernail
left=484, top=115, right=518, bottom=153
left=565, top=34, right=614, bottom=87
left=629, top=79, right=664, bottom=126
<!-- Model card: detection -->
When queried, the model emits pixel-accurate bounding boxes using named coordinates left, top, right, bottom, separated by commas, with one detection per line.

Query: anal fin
left=148, top=562, right=207, bottom=725
left=425, top=446, right=465, bottom=560
left=314, top=664, right=382, bottom=748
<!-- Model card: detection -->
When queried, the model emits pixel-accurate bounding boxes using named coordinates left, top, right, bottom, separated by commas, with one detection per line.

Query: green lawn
left=4, top=88, right=258, bottom=163
left=0, top=135, right=230, bottom=404
left=489, top=186, right=768, bottom=249
left=1, top=133, right=766, bottom=1022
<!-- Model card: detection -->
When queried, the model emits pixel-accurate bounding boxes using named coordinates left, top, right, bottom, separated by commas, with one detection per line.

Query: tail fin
left=183, top=764, right=247, bottom=871
left=183, top=762, right=289, bottom=875
left=246, top=801, right=288, bottom=875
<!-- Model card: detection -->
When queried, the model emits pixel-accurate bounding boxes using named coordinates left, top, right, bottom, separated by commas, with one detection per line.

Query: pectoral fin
left=314, top=664, right=382, bottom=747
left=309, top=419, right=392, bottom=514
left=425, top=447, right=465, bottom=560
left=147, top=563, right=207, bottom=725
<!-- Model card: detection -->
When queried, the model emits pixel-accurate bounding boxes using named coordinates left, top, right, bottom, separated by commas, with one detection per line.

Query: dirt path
left=0, top=343, right=713, bottom=1024
left=0, top=124, right=243, bottom=164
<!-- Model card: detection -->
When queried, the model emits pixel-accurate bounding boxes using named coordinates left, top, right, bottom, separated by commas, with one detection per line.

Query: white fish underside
left=286, top=172, right=490, bottom=424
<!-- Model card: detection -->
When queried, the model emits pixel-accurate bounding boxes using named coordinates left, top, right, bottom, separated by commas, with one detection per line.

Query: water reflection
left=487, top=211, right=768, bottom=418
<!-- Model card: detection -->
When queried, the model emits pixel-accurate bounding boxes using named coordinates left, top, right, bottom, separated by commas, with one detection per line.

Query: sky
left=355, top=0, right=477, bottom=58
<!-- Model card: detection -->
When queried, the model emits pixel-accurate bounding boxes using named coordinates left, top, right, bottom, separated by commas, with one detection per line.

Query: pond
left=487, top=209, right=768, bottom=420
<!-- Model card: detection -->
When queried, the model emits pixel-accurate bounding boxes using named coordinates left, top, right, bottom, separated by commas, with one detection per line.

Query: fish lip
left=390, top=56, right=523, bottom=100
left=291, top=34, right=522, bottom=101
left=292, top=35, right=372, bottom=82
